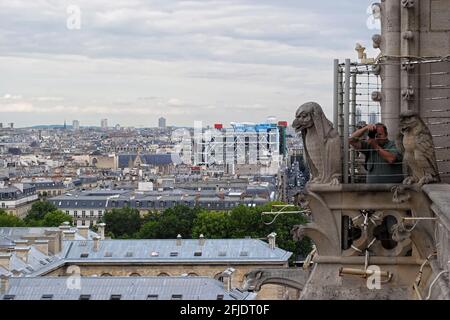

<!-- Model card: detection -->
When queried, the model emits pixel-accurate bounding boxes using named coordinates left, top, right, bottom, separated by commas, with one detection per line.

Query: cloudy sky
left=0, top=0, right=380, bottom=128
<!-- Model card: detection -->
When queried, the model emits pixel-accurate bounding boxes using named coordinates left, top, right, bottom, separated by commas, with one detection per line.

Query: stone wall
left=421, top=184, right=450, bottom=299
left=297, top=183, right=442, bottom=299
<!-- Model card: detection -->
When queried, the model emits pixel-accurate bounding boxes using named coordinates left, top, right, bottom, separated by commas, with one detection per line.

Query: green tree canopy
left=103, top=207, right=142, bottom=238
left=192, top=210, right=233, bottom=239
left=139, top=205, right=200, bottom=239
left=40, top=211, right=72, bottom=227
left=191, top=202, right=311, bottom=264
left=0, top=210, right=26, bottom=227
left=25, top=201, right=58, bottom=222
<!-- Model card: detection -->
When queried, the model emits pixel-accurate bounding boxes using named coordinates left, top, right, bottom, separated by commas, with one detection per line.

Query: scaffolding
left=334, top=57, right=450, bottom=183
left=334, top=59, right=382, bottom=183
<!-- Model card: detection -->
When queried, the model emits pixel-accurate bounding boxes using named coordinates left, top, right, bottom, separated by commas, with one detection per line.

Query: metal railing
left=334, top=59, right=382, bottom=183
left=334, top=58, right=450, bottom=183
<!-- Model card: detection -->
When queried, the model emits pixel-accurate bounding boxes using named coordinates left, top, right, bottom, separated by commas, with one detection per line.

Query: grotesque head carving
left=399, top=110, right=420, bottom=133
left=292, top=102, right=317, bottom=132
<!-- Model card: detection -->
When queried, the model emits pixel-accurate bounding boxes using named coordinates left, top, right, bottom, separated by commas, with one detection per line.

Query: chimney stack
left=0, top=275, right=9, bottom=294
left=268, top=232, right=277, bottom=250
left=59, top=221, right=71, bottom=232
left=93, top=236, right=101, bottom=252
left=63, top=230, right=76, bottom=240
left=44, top=229, right=62, bottom=254
left=199, top=234, right=205, bottom=246
left=221, top=267, right=235, bottom=291
left=97, top=223, right=106, bottom=240
left=176, top=234, right=182, bottom=246
left=14, top=246, right=31, bottom=263
left=77, top=225, right=89, bottom=240
left=34, top=240, right=49, bottom=255
left=0, top=253, right=12, bottom=271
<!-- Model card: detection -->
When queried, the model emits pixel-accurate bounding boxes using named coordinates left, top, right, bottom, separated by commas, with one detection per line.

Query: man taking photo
left=349, top=123, right=404, bottom=183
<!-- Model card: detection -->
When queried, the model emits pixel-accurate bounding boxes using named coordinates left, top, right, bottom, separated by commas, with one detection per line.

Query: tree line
left=99, top=202, right=311, bottom=264
left=0, top=201, right=72, bottom=227
left=0, top=201, right=311, bottom=264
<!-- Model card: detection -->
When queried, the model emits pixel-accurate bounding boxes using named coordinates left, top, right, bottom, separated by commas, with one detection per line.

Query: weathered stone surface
left=398, top=111, right=441, bottom=186
left=292, top=102, right=341, bottom=185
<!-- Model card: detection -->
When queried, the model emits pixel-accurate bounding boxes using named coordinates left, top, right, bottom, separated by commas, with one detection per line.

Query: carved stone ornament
left=292, top=102, right=341, bottom=185
left=398, top=111, right=441, bottom=186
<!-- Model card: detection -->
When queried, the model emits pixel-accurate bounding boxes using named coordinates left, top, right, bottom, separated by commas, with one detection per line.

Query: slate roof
left=60, top=238, right=290, bottom=264
left=1, top=277, right=255, bottom=300
left=0, top=227, right=98, bottom=241
left=0, top=184, right=36, bottom=199
left=30, top=238, right=291, bottom=276
left=48, top=189, right=269, bottom=209
left=118, top=153, right=182, bottom=168
left=25, top=181, right=65, bottom=189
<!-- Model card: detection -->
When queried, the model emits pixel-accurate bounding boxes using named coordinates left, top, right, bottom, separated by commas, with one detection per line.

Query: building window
left=214, top=273, right=224, bottom=282
left=110, top=295, right=121, bottom=300
left=79, top=295, right=91, bottom=300
left=3, top=295, right=15, bottom=300
left=82, top=220, right=86, bottom=226
left=1, top=203, right=4, bottom=208
left=101, top=273, right=112, bottom=277
left=74, top=210, right=78, bottom=217
left=90, top=210, right=94, bottom=216
left=41, top=294, right=53, bottom=300
left=65, top=210, right=69, bottom=215
left=129, top=273, right=141, bottom=277
left=147, top=295, right=158, bottom=300
left=157, top=272, right=169, bottom=277
left=82, top=211, right=86, bottom=217
left=171, top=294, right=182, bottom=300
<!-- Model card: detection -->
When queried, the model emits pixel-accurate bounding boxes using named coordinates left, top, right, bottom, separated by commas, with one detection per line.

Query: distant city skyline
left=0, top=0, right=379, bottom=127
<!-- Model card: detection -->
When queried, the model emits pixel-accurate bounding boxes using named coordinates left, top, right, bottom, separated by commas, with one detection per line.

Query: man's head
left=373, top=123, right=388, bottom=146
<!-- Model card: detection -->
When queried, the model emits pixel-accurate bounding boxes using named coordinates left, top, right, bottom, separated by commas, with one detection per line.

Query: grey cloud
left=0, top=0, right=378, bottom=127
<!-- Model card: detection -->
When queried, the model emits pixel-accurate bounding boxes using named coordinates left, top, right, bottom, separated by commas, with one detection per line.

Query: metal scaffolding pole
left=343, top=59, right=351, bottom=184
left=350, top=72, right=357, bottom=183
left=338, top=65, right=344, bottom=138
left=333, top=59, right=339, bottom=129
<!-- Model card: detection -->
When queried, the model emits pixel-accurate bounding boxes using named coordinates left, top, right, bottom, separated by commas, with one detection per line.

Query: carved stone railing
left=295, top=183, right=442, bottom=299
left=421, top=185, right=450, bottom=300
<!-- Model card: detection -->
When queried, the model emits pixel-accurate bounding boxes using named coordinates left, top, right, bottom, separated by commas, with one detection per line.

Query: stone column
left=381, top=0, right=402, bottom=137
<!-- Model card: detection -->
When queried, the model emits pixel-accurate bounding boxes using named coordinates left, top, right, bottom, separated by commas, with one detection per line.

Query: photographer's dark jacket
left=360, top=140, right=404, bottom=183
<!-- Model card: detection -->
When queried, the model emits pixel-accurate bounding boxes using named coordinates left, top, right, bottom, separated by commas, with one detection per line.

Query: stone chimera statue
left=397, top=110, right=440, bottom=186
left=292, top=102, right=341, bottom=185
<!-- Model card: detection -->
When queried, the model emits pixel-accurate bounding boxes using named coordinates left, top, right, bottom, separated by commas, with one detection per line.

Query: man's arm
left=349, top=124, right=375, bottom=149
left=368, top=139, right=397, bottom=164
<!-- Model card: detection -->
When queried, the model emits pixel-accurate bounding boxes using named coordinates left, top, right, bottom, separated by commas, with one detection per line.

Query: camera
left=368, top=129, right=377, bottom=139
